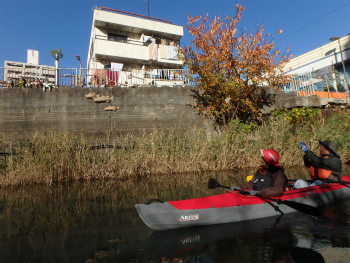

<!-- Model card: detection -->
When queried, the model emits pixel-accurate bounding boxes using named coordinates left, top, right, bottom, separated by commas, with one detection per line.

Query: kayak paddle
left=325, top=179, right=350, bottom=188
left=208, top=178, right=322, bottom=217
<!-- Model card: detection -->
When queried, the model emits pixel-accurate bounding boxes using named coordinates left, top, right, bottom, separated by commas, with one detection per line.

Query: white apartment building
left=283, top=34, right=350, bottom=93
left=3, top=49, right=55, bottom=85
left=87, top=7, right=184, bottom=72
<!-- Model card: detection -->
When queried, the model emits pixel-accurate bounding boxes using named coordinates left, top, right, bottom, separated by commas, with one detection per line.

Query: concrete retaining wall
left=0, top=85, right=345, bottom=134
left=0, top=85, right=206, bottom=133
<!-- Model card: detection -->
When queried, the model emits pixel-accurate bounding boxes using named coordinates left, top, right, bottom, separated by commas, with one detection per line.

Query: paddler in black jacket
left=238, top=149, right=288, bottom=197
left=294, top=140, right=342, bottom=188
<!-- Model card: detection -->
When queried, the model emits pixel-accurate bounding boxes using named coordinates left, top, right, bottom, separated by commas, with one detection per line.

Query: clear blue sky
left=0, top=0, right=349, bottom=69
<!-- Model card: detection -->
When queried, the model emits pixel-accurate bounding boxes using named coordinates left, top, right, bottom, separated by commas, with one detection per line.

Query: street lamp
left=75, top=55, right=81, bottom=73
left=329, top=36, right=349, bottom=100
left=76, top=55, right=82, bottom=86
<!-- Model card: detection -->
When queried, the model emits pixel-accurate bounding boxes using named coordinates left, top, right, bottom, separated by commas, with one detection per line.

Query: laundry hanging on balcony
left=168, top=46, right=177, bottom=60
left=111, top=63, right=123, bottom=71
left=149, top=42, right=158, bottom=60
left=93, top=69, right=118, bottom=86
left=106, top=70, right=118, bottom=86
left=159, top=45, right=169, bottom=59
left=158, top=46, right=178, bottom=60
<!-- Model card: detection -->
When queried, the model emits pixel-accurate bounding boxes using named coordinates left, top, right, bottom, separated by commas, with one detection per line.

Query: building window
left=108, top=33, right=127, bottom=43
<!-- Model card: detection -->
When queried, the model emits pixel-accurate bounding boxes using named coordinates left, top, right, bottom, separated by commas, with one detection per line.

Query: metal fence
left=281, top=72, right=316, bottom=95
left=4, top=67, right=344, bottom=100
left=281, top=71, right=347, bottom=99
left=0, top=67, right=189, bottom=88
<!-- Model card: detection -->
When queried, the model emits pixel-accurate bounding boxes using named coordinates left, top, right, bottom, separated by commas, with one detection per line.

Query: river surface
left=0, top=167, right=349, bottom=263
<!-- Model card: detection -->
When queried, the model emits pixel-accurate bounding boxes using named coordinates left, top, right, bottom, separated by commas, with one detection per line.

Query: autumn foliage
left=178, top=4, right=292, bottom=128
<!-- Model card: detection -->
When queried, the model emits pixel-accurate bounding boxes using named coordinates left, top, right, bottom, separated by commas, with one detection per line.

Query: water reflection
left=141, top=214, right=327, bottom=262
left=0, top=166, right=349, bottom=262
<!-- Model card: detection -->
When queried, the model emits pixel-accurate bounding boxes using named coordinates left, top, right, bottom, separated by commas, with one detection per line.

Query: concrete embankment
left=0, top=85, right=206, bottom=134
left=0, top=85, right=345, bottom=135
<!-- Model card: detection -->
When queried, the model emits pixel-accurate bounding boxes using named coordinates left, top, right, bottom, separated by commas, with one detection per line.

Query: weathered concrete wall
left=0, top=85, right=206, bottom=133
left=260, top=86, right=347, bottom=113
left=0, top=85, right=346, bottom=134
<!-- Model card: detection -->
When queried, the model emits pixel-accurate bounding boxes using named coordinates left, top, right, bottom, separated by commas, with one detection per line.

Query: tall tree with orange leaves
left=178, top=4, right=292, bottom=129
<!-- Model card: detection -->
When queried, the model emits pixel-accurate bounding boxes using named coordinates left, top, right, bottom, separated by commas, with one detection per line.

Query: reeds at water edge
left=0, top=110, right=349, bottom=187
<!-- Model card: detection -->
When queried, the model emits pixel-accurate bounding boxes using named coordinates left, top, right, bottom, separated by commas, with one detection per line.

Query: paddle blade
left=208, top=178, right=219, bottom=189
left=282, top=200, right=322, bottom=217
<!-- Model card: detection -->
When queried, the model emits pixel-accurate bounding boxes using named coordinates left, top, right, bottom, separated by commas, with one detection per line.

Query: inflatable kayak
left=135, top=176, right=350, bottom=231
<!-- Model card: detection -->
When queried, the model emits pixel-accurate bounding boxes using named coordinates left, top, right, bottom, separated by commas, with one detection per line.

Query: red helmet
left=260, top=149, right=280, bottom=166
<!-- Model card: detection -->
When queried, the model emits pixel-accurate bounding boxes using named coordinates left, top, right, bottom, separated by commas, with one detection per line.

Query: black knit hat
left=319, top=140, right=340, bottom=158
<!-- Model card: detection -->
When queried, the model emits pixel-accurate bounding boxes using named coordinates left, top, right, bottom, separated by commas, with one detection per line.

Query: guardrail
left=3, top=67, right=344, bottom=101
left=0, top=67, right=189, bottom=88
left=281, top=71, right=348, bottom=99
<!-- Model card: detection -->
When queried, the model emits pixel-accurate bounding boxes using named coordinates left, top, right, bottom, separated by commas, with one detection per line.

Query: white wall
left=94, top=9, right=183, bottom=38
left=87, top=8, right=184, bottom=70
left=27, top=49, right=39, bottom=65
left=283, top=35, right=350, bottom=75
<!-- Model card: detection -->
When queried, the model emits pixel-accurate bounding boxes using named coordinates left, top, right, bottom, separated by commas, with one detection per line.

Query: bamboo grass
left=0, top=110, right=349, bottom=187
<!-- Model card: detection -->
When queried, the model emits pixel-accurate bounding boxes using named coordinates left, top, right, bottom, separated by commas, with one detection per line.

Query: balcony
left=94, top=37, right=183, bottom=67
left=94, top=9, right=183, bottom=41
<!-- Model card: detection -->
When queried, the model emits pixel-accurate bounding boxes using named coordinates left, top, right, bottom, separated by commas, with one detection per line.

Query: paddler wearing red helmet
left=239, top=149, right=288, bottom=197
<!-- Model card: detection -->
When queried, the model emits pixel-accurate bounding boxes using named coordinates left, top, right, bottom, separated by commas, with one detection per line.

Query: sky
left=0, top=0, right=349, bottom=69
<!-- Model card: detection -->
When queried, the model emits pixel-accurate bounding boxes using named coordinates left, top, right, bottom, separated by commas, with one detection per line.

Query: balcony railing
left=95, top=34, right=145, bottom=46
left=281, top=71, right=347, bottom=99
left=0, top=67, right=189, bottom=88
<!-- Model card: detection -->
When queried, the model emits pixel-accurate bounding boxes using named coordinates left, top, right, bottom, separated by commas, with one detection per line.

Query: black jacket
left=304, top=151, right=342, bottom=173
left=241, top=166, right=288, bottom=197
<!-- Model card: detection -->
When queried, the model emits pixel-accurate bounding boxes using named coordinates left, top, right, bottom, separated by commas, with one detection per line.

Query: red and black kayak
left=135, top=176, right=350, bottom=231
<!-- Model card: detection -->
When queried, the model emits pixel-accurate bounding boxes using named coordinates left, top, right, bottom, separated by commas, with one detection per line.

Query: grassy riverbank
left=0, top=110, right=349, bottom=187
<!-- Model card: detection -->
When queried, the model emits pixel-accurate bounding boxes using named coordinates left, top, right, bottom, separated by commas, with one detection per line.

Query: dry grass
left=0, top=110, right=349, bottom=187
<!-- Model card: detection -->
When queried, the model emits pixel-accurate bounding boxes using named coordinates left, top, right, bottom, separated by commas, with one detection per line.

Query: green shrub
left=272, top=107, right=320, bottom=124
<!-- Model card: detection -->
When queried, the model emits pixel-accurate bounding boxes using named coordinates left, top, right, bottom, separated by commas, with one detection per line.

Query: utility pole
left=330, top=36, right=349, bottom=103
left=50, top=48, right=64, bottom=87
